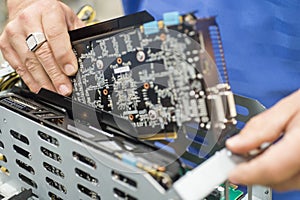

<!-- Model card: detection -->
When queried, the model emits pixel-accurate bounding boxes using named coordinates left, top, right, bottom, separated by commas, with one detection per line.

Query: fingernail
left=64, top=64, right=76, bottom=75
left=228, top=175, right=239, bottom=184
left=226, top=136, right=240, bottom=147
left=59, top=84, right=70, bottom=96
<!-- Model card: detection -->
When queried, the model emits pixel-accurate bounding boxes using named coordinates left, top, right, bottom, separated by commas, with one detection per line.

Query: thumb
left=226, top=89, right=300, bottom=153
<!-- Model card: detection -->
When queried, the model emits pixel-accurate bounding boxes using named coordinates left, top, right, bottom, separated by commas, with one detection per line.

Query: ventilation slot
left=16, top=159, right=35, bottom=175
left=10, top=130, right=29, bottom=145
left=13, top=145, right=31, bottom=160
left=43, top=162, right=64, bottom=178
left=48, top=191, right=63, bottom=200
left=0, top=140, right=4, bottom=149
left=112, top=171, right=137, bottom=188
left=73, top=151, right=96, bottom=169
left=0, top=165, right=9, bottom=176
left=77, top=184, right=100, bottom=200
left=19, top=173, right=37, bottom=188
left=75, top=168, right=98, bottom=184
left=38, top=131, right=59, bottom=146
left=40, top=146, right=62, bottom=163
left=45, top=177, right=67, bottom=194
left=113, top=188, right=137, bottom=200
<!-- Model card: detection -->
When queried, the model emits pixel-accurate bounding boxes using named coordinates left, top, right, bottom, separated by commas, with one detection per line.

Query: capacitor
left=136, top=51, right=146, bottom=62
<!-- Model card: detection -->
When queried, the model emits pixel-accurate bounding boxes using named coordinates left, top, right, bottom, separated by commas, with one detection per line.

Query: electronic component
left=71, top=11, right=236, bottom=142
left=0, top=87, right=271, bottom=200
left=0, top=11, right=271, bottom=200
left=0, top=88, right=182, bottom=195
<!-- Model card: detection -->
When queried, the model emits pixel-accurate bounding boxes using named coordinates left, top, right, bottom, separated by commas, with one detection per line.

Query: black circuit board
left=71, top=12, right=229, bottom=139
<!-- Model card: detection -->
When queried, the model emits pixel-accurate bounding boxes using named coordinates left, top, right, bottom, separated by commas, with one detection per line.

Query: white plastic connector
left=0, top=183, right=18, bottom=198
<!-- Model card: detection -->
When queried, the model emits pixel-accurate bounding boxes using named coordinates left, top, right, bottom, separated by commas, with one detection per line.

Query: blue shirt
left=123, top=0, right=300, bottom=199
left=123, top=0, right=300, bottom=108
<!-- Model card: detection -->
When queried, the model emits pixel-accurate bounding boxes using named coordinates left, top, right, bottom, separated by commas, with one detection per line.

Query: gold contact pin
left=158, top=20, right=164, bottom=29
left=139, top=132, right=178, bottom=141
left=140, top=25, right=144, bottom=33
left=0, top=166, right=9, bottom=175
left=179, top=16, right=183, bottom=24
left=0, top=166, right=6, bottom=173
left=0, top=154, right=6, bottom=162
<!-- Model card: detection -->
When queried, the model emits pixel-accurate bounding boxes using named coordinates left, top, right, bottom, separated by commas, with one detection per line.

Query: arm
left=1, top=0, right=84, bottom=95
left=226, top=89, right=300, bottom=191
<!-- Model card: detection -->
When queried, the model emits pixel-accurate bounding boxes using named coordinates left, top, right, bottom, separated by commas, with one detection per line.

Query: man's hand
left=0, top=0, right=84, bottom=95
left=226, top=89, right=300, bottom=191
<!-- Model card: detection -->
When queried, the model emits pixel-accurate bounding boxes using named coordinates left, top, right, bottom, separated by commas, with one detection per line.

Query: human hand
left=0, top=0, right=84, bottom=95
left=226, top=89, right=300, bottom=191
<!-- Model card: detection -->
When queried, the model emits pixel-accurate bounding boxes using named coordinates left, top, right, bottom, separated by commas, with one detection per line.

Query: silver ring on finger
left=26, top=32, right=47, bottom=52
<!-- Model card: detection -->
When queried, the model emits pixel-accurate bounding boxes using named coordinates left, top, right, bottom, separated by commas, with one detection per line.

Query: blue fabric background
left=123, top=0, right=300, bottom=199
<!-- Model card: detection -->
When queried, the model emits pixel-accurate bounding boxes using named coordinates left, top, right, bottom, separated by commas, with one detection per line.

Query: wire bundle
left=0, top=72, right=20, bottom=91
